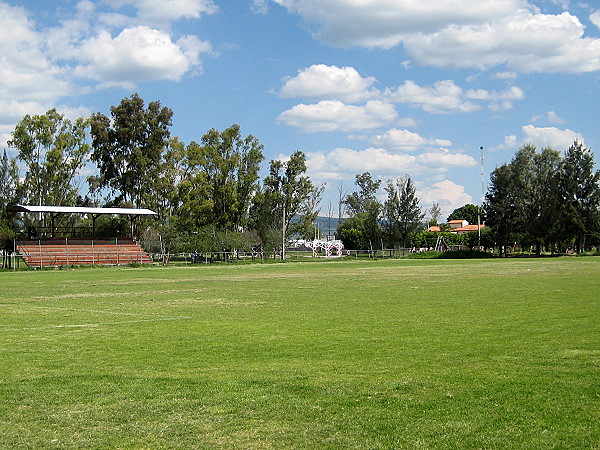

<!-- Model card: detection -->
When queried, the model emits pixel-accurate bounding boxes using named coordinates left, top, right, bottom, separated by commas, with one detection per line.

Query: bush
left=338, top=228, right=365, bottom=250
left=412, top=231, right=469, bottom=249
left=436, top=250, right=494, bottom=259
left=407, top=250, right=443, bottom=259
left=0, top=219, right=16, bottom=251
left=407, top=249, right=494, bottom=259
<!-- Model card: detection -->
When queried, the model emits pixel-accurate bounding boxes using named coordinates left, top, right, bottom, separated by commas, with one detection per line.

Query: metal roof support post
left=91, top=213, right=99, bottom=240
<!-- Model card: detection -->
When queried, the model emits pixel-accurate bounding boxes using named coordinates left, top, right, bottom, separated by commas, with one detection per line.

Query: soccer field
left=0, top=258, right=598, bottom=448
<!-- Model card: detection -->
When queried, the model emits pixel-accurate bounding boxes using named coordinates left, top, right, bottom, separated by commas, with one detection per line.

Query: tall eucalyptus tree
left=89, top=94, right=173, bottom=207
left=8, top=109, right=90, bottom=207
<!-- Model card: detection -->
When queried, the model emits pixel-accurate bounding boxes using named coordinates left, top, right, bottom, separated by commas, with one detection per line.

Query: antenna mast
left=480, top=146, right=485, bottom=202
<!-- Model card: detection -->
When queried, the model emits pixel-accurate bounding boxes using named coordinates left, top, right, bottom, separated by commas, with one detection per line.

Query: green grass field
left=0, top=258, right=598, bottom=448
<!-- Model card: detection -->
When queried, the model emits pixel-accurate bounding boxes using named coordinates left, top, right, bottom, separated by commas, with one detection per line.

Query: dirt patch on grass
left=30, top=288, right=208, bottom=301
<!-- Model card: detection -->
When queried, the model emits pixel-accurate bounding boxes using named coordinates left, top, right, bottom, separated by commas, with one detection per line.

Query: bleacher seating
left=16, top=238, right=153, bottom=268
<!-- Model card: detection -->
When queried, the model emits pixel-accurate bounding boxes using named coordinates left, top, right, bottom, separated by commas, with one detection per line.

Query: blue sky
left=1, top=0, right=599, bottom=219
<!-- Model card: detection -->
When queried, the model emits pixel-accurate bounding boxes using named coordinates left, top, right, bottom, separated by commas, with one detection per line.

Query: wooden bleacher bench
left=16, top=239, right=153, bottom=268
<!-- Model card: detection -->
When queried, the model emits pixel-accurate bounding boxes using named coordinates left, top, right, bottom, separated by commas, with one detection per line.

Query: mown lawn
left=0, top=258, right=598, bottom=448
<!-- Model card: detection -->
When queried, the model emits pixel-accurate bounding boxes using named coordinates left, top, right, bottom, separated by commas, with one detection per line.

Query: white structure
left=305, top=239, right=344, bottom=257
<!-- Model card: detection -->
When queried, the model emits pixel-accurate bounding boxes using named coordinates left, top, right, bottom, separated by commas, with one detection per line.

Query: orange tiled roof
left=453, top=224, right=486, bottom=232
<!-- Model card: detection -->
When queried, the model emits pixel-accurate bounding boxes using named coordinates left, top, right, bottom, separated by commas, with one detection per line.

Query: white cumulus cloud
left=403, top=10, right=600, bottom=73
left=277, top=100, right=398, bottom=133
left=274, top=1, right=600, bottom=74
left=465, top=86, right=524, bottom=111
left=0, top=3, right=74, bottom=139
left=106, top=0, right=218, bottom=23
left=251, top=0, right=269, bottom=14
left=417, top=180, right=474, bottom=218
left=273, top=0, right=520, bottom=49
left=278, top=66, right=526, bottom=118
left=305, top=146, right=476, bottom=184
left=521, top=124, right=584, bottom=149
left=590, top=11, right=600, bottom=29
left=418, top=148, right=478, bottom=169
left=0, top=0, right=215, bottom=145
left=386, top=80, right=480, bottom=114
left=546, top=111, right=566, bottom=124
left=531, top=111, right=566, bottom=124
left=369, top=129, right=452, bottom=152
left=466, top=86, right=525, bottom=102
left=279, top=64, right=379, bottom=103
left=309, top=147, right=416, bottom=175
left=74, top=26, right=211, bottom=85
left=499, top=124, right=584, bottom=151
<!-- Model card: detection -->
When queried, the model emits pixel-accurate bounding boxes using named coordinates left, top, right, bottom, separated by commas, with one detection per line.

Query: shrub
left=436, top=250, right=494, bottom=259
left=407, top=249, right=494, bottom=259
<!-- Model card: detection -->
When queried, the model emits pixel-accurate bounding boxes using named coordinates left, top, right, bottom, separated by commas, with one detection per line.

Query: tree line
left=0, top=94, right=318, bottom=256
left=485, top=142, right=600, bottom=255
left=337, top=141, right=600, bottom=254
left=337, top=172, right=425, bottom=250
left=1, top=93, right=599, bottom=256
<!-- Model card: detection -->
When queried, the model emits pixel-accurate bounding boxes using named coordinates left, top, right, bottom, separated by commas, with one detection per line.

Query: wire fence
left=2, top=245, right=416, bottom=270
left=150, top=248, right=412, bottom=265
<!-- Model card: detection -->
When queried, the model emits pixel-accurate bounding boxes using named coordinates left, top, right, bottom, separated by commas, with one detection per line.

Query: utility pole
left=281, top=202, right=286, bottom=260
left=478, top=146, right=484, bottom=248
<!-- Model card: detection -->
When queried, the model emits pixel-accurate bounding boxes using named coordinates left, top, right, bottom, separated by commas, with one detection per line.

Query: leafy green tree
left=0, top=149, right=19, bottom=266
left=412, top=230, right=439, bottom=249
left=529, top=147, right=562, bottom=253
left=559, top=141, right=600, bottom=252
left=343, top=172, right=382, bottom=247
left=0, top=217, right=17, bottom=268
left=0, top=149, right=19, bottom=265
left=89, top=94, right=173, bottom=207
left=123, top=137, right=187, bottom=246
left=183, top=125, right=264, bottom=230
left=413, top=231, right=468, bottom=249
left=151, top=137, right=186, bottom=222
left=337, top=216, right=369, bottom=250
left=485, top=164, right=518, bottom=256
left=297, top=184, right=325, bottom=240
left=485, top=142, right=598, bottom=255
left=500, top=145, right=562, bottom=254
left=428, top=202, right=442, bottom=226
left=0, top=149, right=19, bottom=210
left=447, top=203, right=481, bottom=225
left=8, top=109, right=90, bottom=207
left=383, top=176, right=424, bottom=248
left=344, top=172, right=381, bottom=216
left=174, top=141, right=213, bottom=232
left=250, top=151, right=313, bottom=252
left=465, top=227, right=494, bottom=250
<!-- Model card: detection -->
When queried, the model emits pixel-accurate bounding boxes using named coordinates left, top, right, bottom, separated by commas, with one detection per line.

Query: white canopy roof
left=7, top=205, right=157, bottom=216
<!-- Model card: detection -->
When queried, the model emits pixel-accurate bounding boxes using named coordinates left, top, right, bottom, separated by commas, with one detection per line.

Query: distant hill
left=289, top=215, right=341, bottom=239
left=315, top=215, right=341, bottom=238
